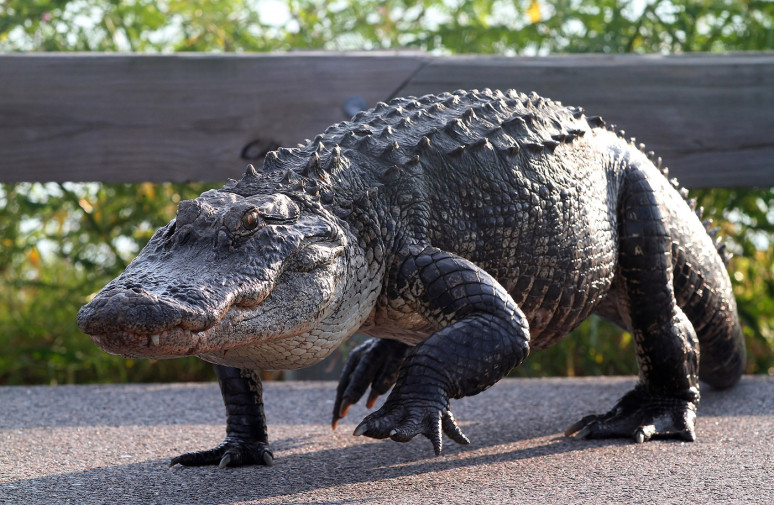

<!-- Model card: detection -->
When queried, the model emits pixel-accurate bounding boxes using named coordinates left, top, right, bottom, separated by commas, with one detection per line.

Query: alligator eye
left=241, top=210, right=261, bottom=231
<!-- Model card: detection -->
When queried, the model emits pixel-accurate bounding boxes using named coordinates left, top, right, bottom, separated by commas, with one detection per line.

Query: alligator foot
left=170, top=438, right=274, bottom=468
left=332, top=338, right=409, bottom=430
left=353, top=395, right=470, bottom=456
left=565, top=385, right=697, bottom=443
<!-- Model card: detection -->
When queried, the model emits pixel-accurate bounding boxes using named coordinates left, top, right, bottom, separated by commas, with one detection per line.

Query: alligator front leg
left=353, top=246, right=530, bottom=455
left=171, top=365, right=274, bottom=468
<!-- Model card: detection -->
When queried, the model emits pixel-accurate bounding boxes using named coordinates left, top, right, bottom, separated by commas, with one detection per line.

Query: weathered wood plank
left=0, top=52, right=772, bottom=187
left=397, top=53, right=774, bottom=188
left=0, top=52, right=425, bottom=183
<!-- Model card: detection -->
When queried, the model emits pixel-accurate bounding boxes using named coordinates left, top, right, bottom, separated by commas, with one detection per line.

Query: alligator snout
left=77, top=283, right=234, bottom=359
left=77, top=285, right=219, bottom=337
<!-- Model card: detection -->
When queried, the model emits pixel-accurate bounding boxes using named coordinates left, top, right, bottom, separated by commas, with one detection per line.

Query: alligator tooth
left=151, top=334, right=160, bottom=346
left=92, top=335, right=101, bottom=345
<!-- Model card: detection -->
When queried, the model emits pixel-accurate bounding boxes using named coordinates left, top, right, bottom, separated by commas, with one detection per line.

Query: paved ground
left=1, top=376, right=772, bottom=504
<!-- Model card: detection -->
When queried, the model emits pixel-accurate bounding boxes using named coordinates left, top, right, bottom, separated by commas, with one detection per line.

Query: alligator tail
left=673, top=232, right=746, bottom=388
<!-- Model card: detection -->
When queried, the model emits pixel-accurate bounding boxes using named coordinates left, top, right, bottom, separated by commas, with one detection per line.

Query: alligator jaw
left=88, top=326, right=213, bottom=359
left=87, top=302, right=264, bottom=359
left=88, top=300, right=338, bottom=370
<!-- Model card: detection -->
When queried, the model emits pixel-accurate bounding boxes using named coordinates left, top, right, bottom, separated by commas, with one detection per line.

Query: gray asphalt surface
left=1, top=376, right=772, bottom=504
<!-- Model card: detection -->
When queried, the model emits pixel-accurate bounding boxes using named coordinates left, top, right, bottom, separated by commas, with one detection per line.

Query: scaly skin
left=78, top=88, right=745, bottom=466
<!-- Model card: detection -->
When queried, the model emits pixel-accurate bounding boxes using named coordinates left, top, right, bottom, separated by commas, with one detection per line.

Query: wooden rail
left=1, top=52, right=772, bottom=188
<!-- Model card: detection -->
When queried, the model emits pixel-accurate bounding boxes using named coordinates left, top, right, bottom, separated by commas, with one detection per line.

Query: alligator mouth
left=88, top=305, right=259, bottom=359
left=90, top=327, right=209, bottom=359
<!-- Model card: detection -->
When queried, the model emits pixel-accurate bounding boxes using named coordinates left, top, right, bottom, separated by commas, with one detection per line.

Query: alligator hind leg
left=567, top=167, right=700, bottom=443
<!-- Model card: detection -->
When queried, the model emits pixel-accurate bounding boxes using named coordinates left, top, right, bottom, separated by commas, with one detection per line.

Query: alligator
left=77, top=88, right=746, bottom=468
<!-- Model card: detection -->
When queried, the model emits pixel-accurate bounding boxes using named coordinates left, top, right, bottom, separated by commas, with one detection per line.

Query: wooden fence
left=1, top=52, right=773, bottom=188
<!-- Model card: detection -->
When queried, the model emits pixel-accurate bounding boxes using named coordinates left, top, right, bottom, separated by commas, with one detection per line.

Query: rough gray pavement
left=1, top=376, right=772, bottom=504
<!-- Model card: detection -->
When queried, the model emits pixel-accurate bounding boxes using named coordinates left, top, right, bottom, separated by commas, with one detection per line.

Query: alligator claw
left=218, top=453, right=232, bottom=469
left=366, top=391, right=380, bottom=409
left=633, top=427, right=655, bottom=444
left=353, top=422, right=368, bottom=437
left=565, top=386, right=698, bottom=443
left=564, top=415, right=596, bottom=437
left=332, top=402, right=351, bottom=430
left=570, top=425, right=593, bottom=440
left=332, top=338, right=408, bottom=429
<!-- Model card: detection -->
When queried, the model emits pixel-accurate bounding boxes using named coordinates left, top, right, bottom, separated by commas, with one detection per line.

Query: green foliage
left=1, top=0, right=772, bottom=383
left=4, top=1, right=773, bottom=54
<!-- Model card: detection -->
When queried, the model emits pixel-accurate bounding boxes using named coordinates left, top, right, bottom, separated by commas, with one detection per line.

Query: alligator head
left=77, top=164, right=369, bottom=370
